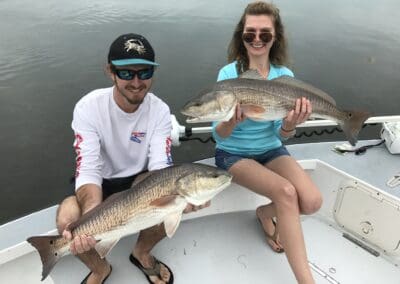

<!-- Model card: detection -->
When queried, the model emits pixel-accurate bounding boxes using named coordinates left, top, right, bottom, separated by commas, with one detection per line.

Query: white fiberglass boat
left=1, top=116, right=400, bottom=284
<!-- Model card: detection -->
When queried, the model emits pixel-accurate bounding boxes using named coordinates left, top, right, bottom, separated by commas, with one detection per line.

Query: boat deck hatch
left=333, top=179, right=400, bottom=256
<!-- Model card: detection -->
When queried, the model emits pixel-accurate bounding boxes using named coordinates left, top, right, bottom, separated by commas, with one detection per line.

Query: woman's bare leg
left=229, top=159, right=315, bottom=284
left=265, top=156, right=322, bottom=215
left=257, top=155, right=323, bottom=251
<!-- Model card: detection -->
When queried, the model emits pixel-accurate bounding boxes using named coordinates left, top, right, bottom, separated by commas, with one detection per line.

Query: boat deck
left=0, top=140, right=399, bottom=283
left=289, top=140, right=400, bottom=199
left=51, top=212, right=400, bottom=283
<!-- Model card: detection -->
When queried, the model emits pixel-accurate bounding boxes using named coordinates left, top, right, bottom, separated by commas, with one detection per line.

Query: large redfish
left=27, top=163, right=232, bottom=281
left=181, top=70, right=371, bottom=145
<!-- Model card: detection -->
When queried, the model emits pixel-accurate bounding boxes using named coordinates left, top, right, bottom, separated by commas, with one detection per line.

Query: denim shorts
left=215, top=146, right=290, bottom=171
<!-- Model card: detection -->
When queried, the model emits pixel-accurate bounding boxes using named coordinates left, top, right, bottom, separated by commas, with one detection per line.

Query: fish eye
left=193, top=102, right=202, bottom=107
left=213, top=174, right=219, bottom=178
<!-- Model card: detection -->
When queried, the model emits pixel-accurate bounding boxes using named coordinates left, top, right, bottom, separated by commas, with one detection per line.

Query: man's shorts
left=71, top=171, right=146, bottom=200
left=215, top=146, right=290, bottom=171
left=101, top=174, right=143, bottom=200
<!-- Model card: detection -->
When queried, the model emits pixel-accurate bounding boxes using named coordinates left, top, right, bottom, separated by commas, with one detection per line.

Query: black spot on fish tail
left=27, top=235, right=62, bottom=281
left=340, top=110, right=371, bottom=146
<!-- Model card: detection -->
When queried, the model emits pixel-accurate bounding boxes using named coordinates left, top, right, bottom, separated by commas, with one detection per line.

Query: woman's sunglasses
left=242, top=32, right=273, bottom=44
left=113, top=67, right=154, bottom=81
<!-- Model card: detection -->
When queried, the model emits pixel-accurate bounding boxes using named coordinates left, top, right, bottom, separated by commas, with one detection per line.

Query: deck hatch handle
left=342, top=233, right=380, bottom=257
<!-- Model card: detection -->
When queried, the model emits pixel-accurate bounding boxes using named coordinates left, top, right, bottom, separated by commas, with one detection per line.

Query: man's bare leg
left=132, top=224, right=171, bottom=284
left=56, top=196, right=111, bottom=284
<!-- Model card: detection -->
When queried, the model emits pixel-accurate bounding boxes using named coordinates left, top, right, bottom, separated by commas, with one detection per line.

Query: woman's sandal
left=257, top=217, right=284, bottom=253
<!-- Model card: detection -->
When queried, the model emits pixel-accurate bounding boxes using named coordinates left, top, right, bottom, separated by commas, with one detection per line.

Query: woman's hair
left=227, top=1, right=289, bottom=73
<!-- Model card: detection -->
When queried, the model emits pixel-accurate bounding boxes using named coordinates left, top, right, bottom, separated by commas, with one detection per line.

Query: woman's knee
left=276, top=183, right=298, bottom=208
left=300, top=191, right=323, bottom=215
left=56, top=196, right=81, bottom=233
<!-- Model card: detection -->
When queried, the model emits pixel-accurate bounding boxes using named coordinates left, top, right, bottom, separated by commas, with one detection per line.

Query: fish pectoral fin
left=164, top=211, right=183, bottom=238
left=131, top=171, right=155, bottom=187
left=241, top=104, right=266, bottom=117
left=95, top=238, right=120, bottom=258
left=150, top=195, right=178, bottom=207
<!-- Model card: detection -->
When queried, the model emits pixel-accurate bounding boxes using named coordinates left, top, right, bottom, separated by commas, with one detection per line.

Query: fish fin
left=131, top=171, right=154, bottom=187
left=241, top=104, right=266, bottom=118
left=340, top=110, right=372, bottom=146
left=150, top=195, right=178, bottom=207
left=272, top=76, right=337, bottom=106
left=239, top=69, right=264, bottom=80
left=164, top=211, right=184, bottom=238
left=95, top=238, right=120, bottom=259
left=27, top=235, right=63, bottom=281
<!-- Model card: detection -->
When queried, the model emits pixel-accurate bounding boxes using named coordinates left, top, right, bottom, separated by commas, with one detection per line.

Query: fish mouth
left=185, top=115, right=225, bottom=124
left=186, top=116, right=212, bottom=123
left=184, top=106, right=236, bottom=124
left=180, top=110, right=206, bottom=123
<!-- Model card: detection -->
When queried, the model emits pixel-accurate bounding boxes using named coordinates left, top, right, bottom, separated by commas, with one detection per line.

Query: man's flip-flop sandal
left=257, top=217, right=284, bottom=253
left=129, top=254, right=174, bottom=284
left=81, top=265, right=112, bottom=284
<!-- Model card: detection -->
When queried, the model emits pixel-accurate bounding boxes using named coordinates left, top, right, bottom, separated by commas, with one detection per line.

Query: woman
left=213, top=2, right=322, bottom=283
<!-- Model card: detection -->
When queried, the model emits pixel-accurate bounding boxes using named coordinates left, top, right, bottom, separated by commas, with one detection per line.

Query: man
left=56, top=33, right=206, bottom=284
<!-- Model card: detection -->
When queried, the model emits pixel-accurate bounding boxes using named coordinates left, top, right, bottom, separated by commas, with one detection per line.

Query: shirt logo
left=74, top=134, right=83, bottom=178
left=130, top=131, right=146, bottom=143
left=124, top=39, right=146, bottom=55
left=166, top=136, right=173, bottom=165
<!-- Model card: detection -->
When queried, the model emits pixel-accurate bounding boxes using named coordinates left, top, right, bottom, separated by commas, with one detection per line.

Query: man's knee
left=56, top=196, right=81, bottom=233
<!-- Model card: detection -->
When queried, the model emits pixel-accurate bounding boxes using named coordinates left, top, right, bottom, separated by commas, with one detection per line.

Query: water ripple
left=0, top=46, right=61, bottom=82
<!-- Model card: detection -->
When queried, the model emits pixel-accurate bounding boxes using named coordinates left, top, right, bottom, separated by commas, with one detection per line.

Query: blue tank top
left=212, top=62, right=294, bottom=155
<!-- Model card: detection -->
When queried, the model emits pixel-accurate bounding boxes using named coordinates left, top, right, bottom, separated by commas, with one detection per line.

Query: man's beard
left=121, top=91, right=144, bottom=105
left=117, top=84, right=146, bottom=105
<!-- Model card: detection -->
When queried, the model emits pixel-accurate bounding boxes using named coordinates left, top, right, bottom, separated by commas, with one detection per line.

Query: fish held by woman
left=181, top=70, right=371, bottom=146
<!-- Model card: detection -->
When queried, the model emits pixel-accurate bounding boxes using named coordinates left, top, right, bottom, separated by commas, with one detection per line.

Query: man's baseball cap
left=107, top=33, right=159, bottom=66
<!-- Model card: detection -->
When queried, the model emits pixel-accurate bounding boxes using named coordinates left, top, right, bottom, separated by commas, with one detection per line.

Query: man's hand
left=62, top=226, right=97, bottom=255
left=183, top=201, right=211, bottom=213
left=62, top=185, right=102, bottom=255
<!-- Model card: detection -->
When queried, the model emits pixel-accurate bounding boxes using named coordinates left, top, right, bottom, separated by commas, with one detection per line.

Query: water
left=1, top=0, right=399, bottom=225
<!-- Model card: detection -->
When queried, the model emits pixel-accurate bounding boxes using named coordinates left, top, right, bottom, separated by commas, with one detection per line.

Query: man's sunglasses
left=113, top=67, right=154, bottom=81
left=242, top=32, right=273, bottom=44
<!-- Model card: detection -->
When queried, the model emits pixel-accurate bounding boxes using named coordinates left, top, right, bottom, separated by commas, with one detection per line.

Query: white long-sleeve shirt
left=72, top=86, right=172, bottom=190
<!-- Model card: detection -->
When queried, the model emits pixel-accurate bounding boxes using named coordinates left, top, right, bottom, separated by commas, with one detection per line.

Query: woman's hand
left=215, top=104, right=246, bottom=138
left=231, top=103, right=247, bottom=124
left=282, top=97, right=312, bottom=131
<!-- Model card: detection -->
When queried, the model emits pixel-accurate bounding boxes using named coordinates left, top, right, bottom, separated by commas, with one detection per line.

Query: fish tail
left=340, top=110, right=371, bottom=146
left=27, top=235, right=63, bottom=281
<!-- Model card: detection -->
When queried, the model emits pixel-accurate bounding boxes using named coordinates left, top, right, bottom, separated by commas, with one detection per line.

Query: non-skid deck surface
left=8, top=210, right=396, bottom=284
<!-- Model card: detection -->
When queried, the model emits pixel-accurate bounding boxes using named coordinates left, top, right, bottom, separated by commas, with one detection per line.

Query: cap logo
left=124, top=39, right=146, bottom=55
